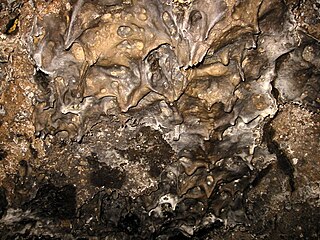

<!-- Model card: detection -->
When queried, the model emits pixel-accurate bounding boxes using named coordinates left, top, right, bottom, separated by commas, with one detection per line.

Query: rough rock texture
left=0, top=0, right=319, bottom=239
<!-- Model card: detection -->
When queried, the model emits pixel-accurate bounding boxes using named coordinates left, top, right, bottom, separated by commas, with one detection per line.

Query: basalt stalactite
left=0, top=0, right=319, bottom=239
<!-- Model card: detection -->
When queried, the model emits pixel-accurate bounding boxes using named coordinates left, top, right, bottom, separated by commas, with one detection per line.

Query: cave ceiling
left=0, top=0, right=319, bottom=239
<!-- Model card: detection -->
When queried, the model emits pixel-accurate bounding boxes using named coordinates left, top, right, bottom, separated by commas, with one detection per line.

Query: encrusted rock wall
left=0, top=0, right=319, bottom=239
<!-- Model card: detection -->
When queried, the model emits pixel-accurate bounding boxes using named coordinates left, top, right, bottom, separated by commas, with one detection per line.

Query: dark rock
left=90, top=166, right=126, bottom=189
left=26, top=184, right=76, bottom=219
left=0, top=149, right=8, bottom=161
left=118, top=212, right=141, bottom=235
left=0, top=187, right=8, bottom=218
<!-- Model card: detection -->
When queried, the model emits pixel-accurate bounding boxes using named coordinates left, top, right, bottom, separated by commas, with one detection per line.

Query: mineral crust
left=0, top=0, right=319, bottom=239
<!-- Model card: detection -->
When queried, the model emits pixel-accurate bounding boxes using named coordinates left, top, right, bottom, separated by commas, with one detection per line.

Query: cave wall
left=0, top=0, right=319, bottom=239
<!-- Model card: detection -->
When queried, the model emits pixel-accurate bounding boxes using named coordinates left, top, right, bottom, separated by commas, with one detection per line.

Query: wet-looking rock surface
left=0, top=0, right=319, bottom=239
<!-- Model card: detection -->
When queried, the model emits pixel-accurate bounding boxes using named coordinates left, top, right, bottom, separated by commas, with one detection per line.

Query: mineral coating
left=0, top=0, right=319, bottom=239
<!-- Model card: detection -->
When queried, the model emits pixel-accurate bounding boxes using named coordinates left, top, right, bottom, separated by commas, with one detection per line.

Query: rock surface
left=0, top=0, right=319, bottom=239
